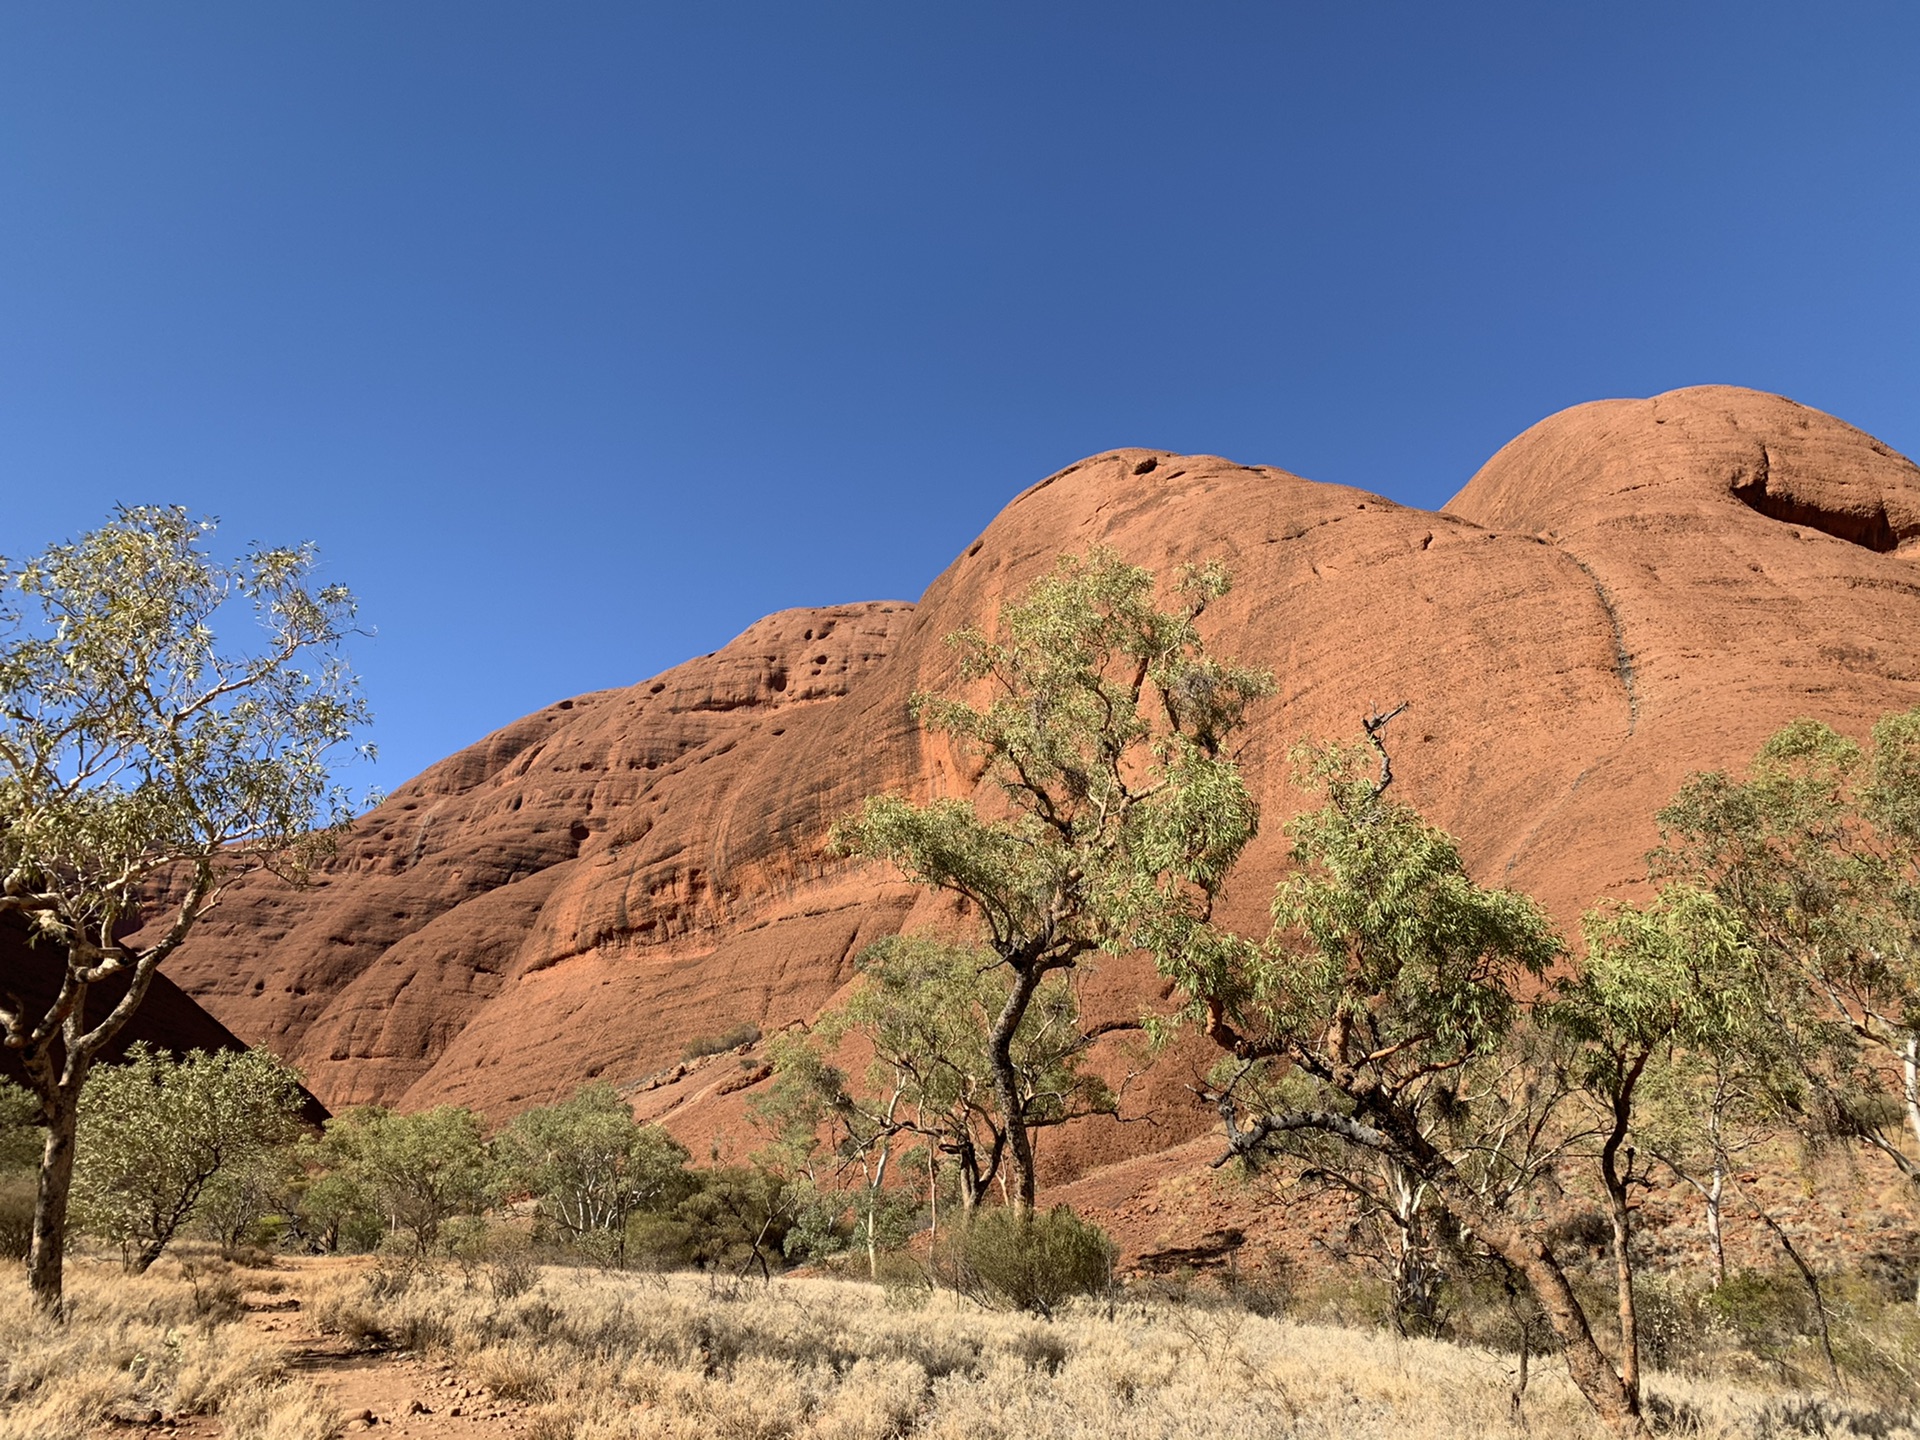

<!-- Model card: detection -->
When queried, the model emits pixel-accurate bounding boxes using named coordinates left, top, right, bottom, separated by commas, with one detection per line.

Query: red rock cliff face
left=154, top=386, right=1920, bottom=1182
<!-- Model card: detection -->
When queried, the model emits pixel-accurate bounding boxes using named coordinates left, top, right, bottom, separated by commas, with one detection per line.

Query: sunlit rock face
left=150, top=385, right=1920, bottom=1188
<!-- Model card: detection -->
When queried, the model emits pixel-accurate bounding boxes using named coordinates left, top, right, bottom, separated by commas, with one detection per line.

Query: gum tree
left=758, top=934, right=1118, bottom=1266
left=1178, top=724, right=1669, bottom=1440
left=1547, top=886, right=1765, bottom=1407
left=834, top=548, right=1270, bottom=1212
left=494, top=1082, right=690, bottom=1265
left=313, top=1105, right=493, bottom=1255
left=0, top=506, right=368, bottom=1311
left=1656, top=712, right=1920, bottom=1200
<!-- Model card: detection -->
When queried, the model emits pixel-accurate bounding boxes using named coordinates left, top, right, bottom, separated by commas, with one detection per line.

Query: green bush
left=935, top=1205, right=1114, bottom=1318
left=494, top=1081, right=691, bottom=1265
left=71, top=1044, right=307, bottom=1273
left=308, top=1104, right=493, bottom=1256
left=618, top=1167, right=797, bottom=1276
left=623, top=1210, right=698, bottom=1270
left=0, top=1079, right=37, bottom=1262
left=675, top=1166, right=793, bottom=1277
left=0, top=1078, right=38, bottom=1171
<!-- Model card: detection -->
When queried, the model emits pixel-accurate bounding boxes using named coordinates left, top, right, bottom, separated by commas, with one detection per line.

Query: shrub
left=70, top=1045, right=306, bottom=1274
left=674, top=1167, right=793, bottom=1277
left=494, top=1082, right=691, bottom=1264
left=934, top=1205, right=1114, bottom=1318
left=624, top=1210, right=699, bottom=1271
left=680, top=1023, right=762, bottom=1063
left=309, top=1104, right=493, bottom=1255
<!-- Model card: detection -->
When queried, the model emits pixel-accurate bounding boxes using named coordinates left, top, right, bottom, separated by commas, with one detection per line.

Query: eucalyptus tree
left=0, top=506, right=369, bottom=1310
left=758, top=934, right=1117, bottom=1267
left=1548, top=887, right=1765, bottom=1406
left=313, top=1104, right=493, bottom=1256
left=1173, top=724, right=1675, bottom=1439
left=495, top=1082, right=690, bottom=1265
left=1655, top=710, right=1920, bottom=1199
left=835, top=548, right=1270, bottom=1212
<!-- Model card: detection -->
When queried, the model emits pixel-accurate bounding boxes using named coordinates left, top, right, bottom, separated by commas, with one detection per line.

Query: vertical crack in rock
left=407, top=811, right=434, bottom=871
left=1564, top=552, right=1638, bottom=735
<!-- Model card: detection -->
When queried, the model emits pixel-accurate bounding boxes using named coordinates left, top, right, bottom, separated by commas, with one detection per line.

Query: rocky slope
left=150, top=385, right=1920, bottom=1191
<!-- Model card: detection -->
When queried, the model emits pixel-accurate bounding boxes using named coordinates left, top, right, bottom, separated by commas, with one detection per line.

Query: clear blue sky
left=2, top=4, right=1915, bottom=788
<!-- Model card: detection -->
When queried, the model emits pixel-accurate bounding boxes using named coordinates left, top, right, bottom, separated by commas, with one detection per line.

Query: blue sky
left=2, top=4, right=1915, bottom=788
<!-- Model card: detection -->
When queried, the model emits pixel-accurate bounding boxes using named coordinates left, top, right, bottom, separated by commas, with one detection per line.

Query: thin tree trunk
left=1706, top=1165, right=1726, bottom=1288
left=1604, top=1184, right=1640, bottom=1403
left=1743, top=1194, right=1841, bottom=1390
left=867, top=1141, right=891, bottom=1279
left=1509, top=1332, right=1530, bottom=1430
left=986, top=965, right=1042, bottom=1215
left=1906, top=1034, right=1920, bottom=1313
left=1598, top=1065, right=1645, bottom=1410
left=1903, top=1034, right=1920, bottom=1156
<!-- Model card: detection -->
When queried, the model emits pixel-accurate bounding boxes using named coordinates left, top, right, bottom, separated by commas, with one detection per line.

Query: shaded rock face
left=0, top=916, right=330, bottom=1126
left=152, top=385, right=1920, bottom=1183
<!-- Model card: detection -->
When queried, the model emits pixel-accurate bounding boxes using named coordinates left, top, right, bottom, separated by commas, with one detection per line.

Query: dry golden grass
left=0, top=1256, right=340, bottom=1440
left=5, top=1253, right=1911, bottom=1439
left=299, top=1263, right=1917, bottom=1440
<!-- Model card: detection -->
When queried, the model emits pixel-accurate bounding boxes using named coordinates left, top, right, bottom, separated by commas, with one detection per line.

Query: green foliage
left=0, top=505, right=371, bottom=1306
left=1210, top=735, right=1562, bottom=1096
left=839, top=548, right=1270, bottom=974
left=1654, top=708, right=1920, bottom=1184
left=759, top=935, right=1113, bottom=1216
left=0, top=504, right=370, bottom=954
left=0, top=1077, right=38, bottom=1172
left=313, top=1104, right=493, bottom=1256
left=0, top=1174, right=31, bottom=1261
left=843, top=936, right=1112, bottom=1136
left=493, top=1082, right=690, bottom=1262
left=834, top=548, right=1269, bottom=1207
left=671, top=1166, right=795, bottom=1278
left=0, top=1083, right=35, bottom=1264
left=1561, top=888, right=1760, bottom=1058
left=70, top=1044, right=306, bottom=1272
left=288, top=1158, right=386, bottom=1254
left=934, top=1205, right=1115, bottom=1318
left=777, top=1175, right=920, bottom=1267
left=195, top=1143, right=304, bottom=1257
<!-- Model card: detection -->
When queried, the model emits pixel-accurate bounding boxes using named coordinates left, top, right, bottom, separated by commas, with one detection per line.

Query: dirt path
left=243, top=1293, right=538, bottom=1438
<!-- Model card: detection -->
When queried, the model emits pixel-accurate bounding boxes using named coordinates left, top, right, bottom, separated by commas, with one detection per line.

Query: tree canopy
left=835, top=547, right=1269, bottom=1209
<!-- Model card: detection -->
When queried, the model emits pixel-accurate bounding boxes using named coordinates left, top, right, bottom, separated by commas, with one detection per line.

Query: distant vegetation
left=678, top=1022, right=763, bottom=1062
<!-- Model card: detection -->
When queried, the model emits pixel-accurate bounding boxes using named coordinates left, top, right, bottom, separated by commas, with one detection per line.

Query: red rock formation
left=150, top=385, right=1920, bottom=1194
